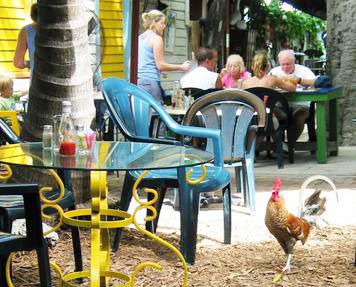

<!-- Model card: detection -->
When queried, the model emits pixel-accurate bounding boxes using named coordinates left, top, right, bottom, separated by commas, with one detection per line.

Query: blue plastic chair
left=102, top=77, right=231, bottom=264
left=182, top=89, right=266, bottom=212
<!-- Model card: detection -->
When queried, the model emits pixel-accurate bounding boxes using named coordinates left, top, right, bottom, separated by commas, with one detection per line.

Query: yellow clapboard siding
left=0, top=30, right=20, bottom=40
left=100, top=0, right=124, bottom=79
left=0, top=40, right=17, bottom=50
left=0, top=7, right=25, bottom=19
left=103, top=46, right=124, bottom=55
left=2, top=71, right=30, bottom=79
left=0, top=0, right=24, bottom=8
left=0, top=62, right=26, bottom=72
left=103, top=37, right=124, bottom=46
left=101, top=0, right=121, bottom=3
left=102, top=20, right=123, bottom=29
left=99, top=10, right=122, bottom=20
left=102, top=71, right=124, bottom=79
left=102, top=63, right=124, bottom=72
left=0, top=51, right=16, bottom=61
left=100, top=2, right=122, bottom=11
left=102, top=54, right=124, bottom=64
left=102, top=29, right=123, bottom=38
left=0, top=19, right=25, bottom=29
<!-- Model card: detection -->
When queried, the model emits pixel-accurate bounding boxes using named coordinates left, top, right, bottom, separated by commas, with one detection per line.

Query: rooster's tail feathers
left=302, top=189, right=327, bottom=217
left=298, top=175, right=338, bottom=219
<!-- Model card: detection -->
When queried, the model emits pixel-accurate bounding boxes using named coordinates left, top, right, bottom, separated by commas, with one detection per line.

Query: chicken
left=265, top=177, right=327, bottom=273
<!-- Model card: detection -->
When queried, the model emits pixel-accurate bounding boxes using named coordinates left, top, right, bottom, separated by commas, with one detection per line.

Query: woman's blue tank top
left=25, top=25, right=36, bottom=73
left=137, top=32, right=160, bottom=81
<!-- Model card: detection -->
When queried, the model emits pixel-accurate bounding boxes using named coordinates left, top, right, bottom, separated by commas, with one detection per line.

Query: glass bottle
left=58, top=101, right=76, bottom=155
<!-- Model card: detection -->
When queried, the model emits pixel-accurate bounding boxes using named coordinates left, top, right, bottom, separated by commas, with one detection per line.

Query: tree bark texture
left=327, top=0, right=356, bottom=145
left=22, top=0, right=95, bottom=140
left=16, top=0, right=94, bottom=203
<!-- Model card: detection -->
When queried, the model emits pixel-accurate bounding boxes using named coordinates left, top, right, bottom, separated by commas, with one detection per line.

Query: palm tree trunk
left=17, top=0, right=95, bottom=203
left=22, top=0, right=95, bottom=139
left=327, top=0, right=356, bottom=145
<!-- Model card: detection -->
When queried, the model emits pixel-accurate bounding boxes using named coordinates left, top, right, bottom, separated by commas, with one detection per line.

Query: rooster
left=265, top=177, right=335, bottom=273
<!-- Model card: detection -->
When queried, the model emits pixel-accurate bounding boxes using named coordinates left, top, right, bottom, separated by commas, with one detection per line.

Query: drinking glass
left=42, top=125, right=53, bottom=150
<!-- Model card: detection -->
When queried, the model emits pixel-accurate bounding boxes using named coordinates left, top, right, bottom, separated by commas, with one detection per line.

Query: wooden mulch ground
left=9, top=225, right=356, bottom=286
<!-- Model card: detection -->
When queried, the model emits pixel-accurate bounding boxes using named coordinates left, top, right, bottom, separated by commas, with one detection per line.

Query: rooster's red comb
left=272, top=177, right=282, bottom=191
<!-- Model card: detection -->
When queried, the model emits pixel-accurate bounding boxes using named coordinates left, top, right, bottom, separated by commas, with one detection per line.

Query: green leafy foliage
left=246, top=0, right=326, bottom=54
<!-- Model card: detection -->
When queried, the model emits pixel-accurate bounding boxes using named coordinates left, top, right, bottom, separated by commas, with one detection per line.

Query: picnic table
left=285, top=86, right=342, bottom=163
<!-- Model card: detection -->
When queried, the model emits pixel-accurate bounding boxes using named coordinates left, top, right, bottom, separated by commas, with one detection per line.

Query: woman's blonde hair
left=225, top=54, right=245, bottom=72
left=0, top=75, right=13, bottom=94
left=142, top=10, right=165, bottom=30
left=252, top=51, right=270, bottom=78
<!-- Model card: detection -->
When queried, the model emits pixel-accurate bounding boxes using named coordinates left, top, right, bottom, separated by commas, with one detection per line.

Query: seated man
left=180, top=47, right=223, bottom=92
left=180, top=48, right=223, bottom=206
left=270, top=49, right=316, bottom=140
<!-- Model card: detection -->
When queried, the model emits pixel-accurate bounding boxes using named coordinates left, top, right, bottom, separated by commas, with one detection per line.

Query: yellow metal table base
left=3, top=159, right=206, bottom=286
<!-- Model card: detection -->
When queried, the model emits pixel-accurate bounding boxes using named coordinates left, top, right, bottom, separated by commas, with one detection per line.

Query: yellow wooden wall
left=0, top=0, right=34, bottom=78
left=99, top=0, right=124, bottom=79
left=0, top=0, right=125, bottom=79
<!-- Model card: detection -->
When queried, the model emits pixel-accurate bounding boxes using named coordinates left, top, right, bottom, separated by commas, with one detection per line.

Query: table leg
left=316, top=101, right=327, bottom=163
left=329, top=98, right=338, bottom=156
left=90, top=170, right=112, bottom=286
left=177, top=167, right=200, bottom=265
left=61, top=167, right=189, bottom=286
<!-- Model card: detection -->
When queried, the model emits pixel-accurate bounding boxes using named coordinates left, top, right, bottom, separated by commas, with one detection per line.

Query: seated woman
left=242, top=51, right=297, bottom=164
left=242, top=51, right=296, bottom=92
left=221, top=54, right=250, bottom=88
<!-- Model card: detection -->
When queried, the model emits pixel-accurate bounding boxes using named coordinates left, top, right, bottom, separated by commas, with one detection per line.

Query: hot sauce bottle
left=58, top=101, right=76, bottom=155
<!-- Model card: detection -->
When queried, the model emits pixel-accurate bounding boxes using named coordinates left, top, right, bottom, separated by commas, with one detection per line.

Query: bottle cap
left=62, top=101, right=71, bottom=107
left=62, top=101, right=72, bottom=113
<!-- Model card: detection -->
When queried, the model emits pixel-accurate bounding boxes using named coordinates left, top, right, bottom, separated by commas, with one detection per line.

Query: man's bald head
left=278, top=49, right=296, bottom=74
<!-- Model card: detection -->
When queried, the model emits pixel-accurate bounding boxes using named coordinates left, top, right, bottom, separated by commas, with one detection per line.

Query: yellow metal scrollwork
left=39, top=169, right=65, bottom=205
left=5, top=253, right=14, bottom=287
left=0, top=164, right=13, bottom=181
left=131, top=170, right=189, bottom=287
left=186, top=164, right=206, bottom=185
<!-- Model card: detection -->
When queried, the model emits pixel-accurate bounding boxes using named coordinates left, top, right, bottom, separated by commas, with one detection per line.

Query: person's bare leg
left=294, top=108, right=309, bottom=140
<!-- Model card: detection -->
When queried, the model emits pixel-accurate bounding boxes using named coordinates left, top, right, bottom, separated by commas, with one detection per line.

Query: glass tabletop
left=0, top=141, right=213, bottom=171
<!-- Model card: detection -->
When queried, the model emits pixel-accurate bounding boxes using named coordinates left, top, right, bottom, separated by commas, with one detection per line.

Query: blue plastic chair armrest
left=147, top=99, right=224, bottom=167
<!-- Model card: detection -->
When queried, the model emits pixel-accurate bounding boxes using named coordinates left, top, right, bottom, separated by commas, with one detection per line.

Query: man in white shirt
left=180, top=48, right=223, bottom=90
left=270, top=49, right=316, bottom=140
left=270, top=49, right=316, bottom=88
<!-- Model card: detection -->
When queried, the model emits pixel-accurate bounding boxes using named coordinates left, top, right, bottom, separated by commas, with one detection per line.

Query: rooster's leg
left=282, top=254, right=292, bottom=273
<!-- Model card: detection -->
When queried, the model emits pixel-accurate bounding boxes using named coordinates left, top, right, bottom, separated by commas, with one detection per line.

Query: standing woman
left=138, top=10, right=190, bottom=103
left=13, top=3, right=38, bottom=74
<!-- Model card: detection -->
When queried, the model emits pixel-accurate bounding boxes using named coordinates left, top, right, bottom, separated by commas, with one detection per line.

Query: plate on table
left=296, top=87, right=319, bottom=92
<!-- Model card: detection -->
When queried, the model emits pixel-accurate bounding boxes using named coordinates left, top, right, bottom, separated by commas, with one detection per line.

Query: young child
left=0, top=75, right=27, bottom=111
left=220, top=54, right=251, bottom=88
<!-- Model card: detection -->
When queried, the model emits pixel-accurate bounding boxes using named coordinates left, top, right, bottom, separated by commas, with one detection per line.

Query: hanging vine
left=245, top=0, right=326, bottom=54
